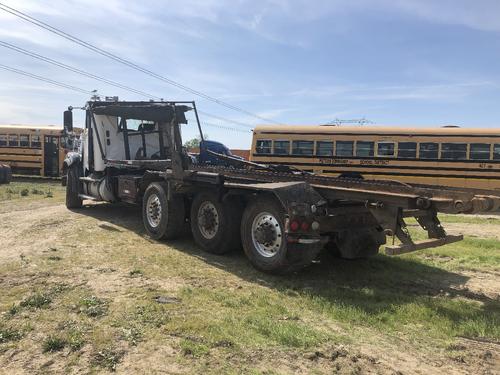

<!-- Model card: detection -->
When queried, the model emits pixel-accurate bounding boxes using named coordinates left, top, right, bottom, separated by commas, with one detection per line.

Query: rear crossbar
left=385, top=234, right=463, bottom=255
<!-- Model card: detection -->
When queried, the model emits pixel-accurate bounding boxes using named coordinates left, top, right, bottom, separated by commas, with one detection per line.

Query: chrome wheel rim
left=197, top=201, right=219, bottom=239
left=251, top=212, right=282, bottom=258
left=146, top=194, right=162, bottom=228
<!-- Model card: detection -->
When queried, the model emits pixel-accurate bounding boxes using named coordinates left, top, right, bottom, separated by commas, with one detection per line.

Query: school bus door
left=44, top=135, right=59, bottom=176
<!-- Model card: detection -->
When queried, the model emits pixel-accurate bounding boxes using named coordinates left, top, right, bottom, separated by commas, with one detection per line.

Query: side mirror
left=63, top=110, right=73, bottom=132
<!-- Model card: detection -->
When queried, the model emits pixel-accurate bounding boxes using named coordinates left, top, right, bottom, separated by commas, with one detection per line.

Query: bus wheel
left=190, top=192, right=242, bottom=254
left=66, top=164, right=82, bottom=209
left=142, top=182, right=185, bottom=240
left=331, top=228, right=386, bottom=259
left=241, top=197, right=322, bottom=274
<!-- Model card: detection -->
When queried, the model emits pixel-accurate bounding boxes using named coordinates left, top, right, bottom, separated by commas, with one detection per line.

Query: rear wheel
left=142, top=182, right=185, bottom=240
left=241, top=197, right=322, bottom=274
left=66, top=164, right=82, bottom=209
left=190, top=191, right=242, bottom=254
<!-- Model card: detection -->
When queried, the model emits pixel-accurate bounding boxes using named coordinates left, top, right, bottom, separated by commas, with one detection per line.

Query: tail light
left=290, top=220, right=300, bottom=231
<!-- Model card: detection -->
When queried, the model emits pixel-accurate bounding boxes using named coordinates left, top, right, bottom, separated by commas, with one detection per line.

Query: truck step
left=79, top=177, right=100, bottom=183
left=385, top=234, right=463, bottom=255
left=78, top=194, right=98, bottom=201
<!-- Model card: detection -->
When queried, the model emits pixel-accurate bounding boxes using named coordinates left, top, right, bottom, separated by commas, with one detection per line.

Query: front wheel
left=241, top=197, right=322, bottom=274
left=66, top=164, right=82, bottom=209
left=142, top=182, right=185, bottom=240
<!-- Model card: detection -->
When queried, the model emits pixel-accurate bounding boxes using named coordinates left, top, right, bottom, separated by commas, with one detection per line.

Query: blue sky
left=1, top=0, right=500, bottom=148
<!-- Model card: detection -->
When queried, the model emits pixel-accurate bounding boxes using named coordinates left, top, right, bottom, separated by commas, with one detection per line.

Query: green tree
left=183, top=134, right=208, bottom=149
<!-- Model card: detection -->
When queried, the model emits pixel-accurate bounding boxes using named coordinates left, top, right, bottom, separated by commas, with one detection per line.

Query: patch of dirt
left=458, top=270, right=500, bottom=301
left=445, top=222, right=500, bottom=241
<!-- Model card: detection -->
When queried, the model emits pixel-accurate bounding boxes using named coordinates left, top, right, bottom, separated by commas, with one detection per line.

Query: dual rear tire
left=142, top=182, right=185, bottom=240
left=190, top=192, right=243, bottom=254
left=241, top=197, right=322, bottom=273
left=143, top=185, right=321, bottom=274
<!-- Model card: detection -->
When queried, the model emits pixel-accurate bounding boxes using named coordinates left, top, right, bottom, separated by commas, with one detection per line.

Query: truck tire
left=241, top=197, right=322, bottom=274
left=66, top=164, right=83, bottom=209
left=190, top=191, right=242, bottom=254
left=330, top=228, right=386, bottom=259
left=142, top=182, right=185, bottom=240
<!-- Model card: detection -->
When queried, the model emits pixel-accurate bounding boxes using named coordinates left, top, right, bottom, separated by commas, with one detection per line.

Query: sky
left=1, top=0, right=500, bottom=148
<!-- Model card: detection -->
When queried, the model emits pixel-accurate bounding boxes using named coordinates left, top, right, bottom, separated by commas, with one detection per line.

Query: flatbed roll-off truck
left=62, top=100, right=500, bottom=274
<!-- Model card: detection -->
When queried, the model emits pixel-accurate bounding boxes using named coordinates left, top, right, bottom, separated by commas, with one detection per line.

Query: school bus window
left=493, top=144, right=500, bottom=160
left=398, top=142, right=417, bottom=158
left=469, top=143, right=491, bottom=160
left=20, top=134, right=29, bottom=147
left=441, top=143, right=467, bottom=160
left=0, top=134, right=7, bottom=146
left=31, top=135, right=41, bottom=148
left=316, top=141, right=334, bottom=156
left=273, top=140, right=290, bottom=155
left=292, top=140, right=314, bottom=155
left=356, top=141, right=374, bottom=157
left=336, top=141, right=353, bottom=157
left=256, top=140, right=272, bottom=154
left=9, top=134, right=19, bottom=147
left=377, top=142, right=395, bottom=157
left=420, top=142, right=439, bottom=159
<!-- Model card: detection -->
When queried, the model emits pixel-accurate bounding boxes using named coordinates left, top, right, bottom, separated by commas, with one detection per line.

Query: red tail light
left=301, top=221, right=310, bottom=231
left=290, top=220, right=299, bottom=231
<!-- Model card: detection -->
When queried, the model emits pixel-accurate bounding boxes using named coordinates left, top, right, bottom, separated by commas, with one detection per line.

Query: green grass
left=76, top=296, right=108, bottom=318
left=0, top=181, right=64, bottom=202
left=91, top=348, right=124, bottom=371
left=42, top=335, right=68, bottom=352
left=407, top=236, right=500, bottom=272
left=0, top=181, right=498, bottom=374
left=0, top=325, right=23, bottom=344
left=439, top=214, right=500, bottom=225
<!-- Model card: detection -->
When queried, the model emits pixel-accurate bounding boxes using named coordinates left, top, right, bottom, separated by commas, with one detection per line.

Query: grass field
left=0, top=181, right=498, bottom=374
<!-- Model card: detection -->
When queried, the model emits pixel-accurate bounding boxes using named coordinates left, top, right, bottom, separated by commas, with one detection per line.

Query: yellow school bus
left=0, top=124, right=70, bottom=177
left=250, top=125, right=500, bottom=191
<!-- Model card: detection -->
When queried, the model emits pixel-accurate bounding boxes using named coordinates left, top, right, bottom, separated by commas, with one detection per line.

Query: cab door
left=44, top=135, right=59, bottom=176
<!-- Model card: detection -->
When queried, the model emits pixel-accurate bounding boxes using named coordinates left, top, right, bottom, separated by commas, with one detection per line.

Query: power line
left=0, top=2, right=281, bottom=125
left=0, top=39, right=257, bottom=130
left=198, top=110, right=254, bottom=129
left=0, top=64, right=250, bottom=134
left=0, top=63, right=93, bottom=95
left=201, top=122, right=251, bottom=133
left=0, top=40, right=159, bottom=100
